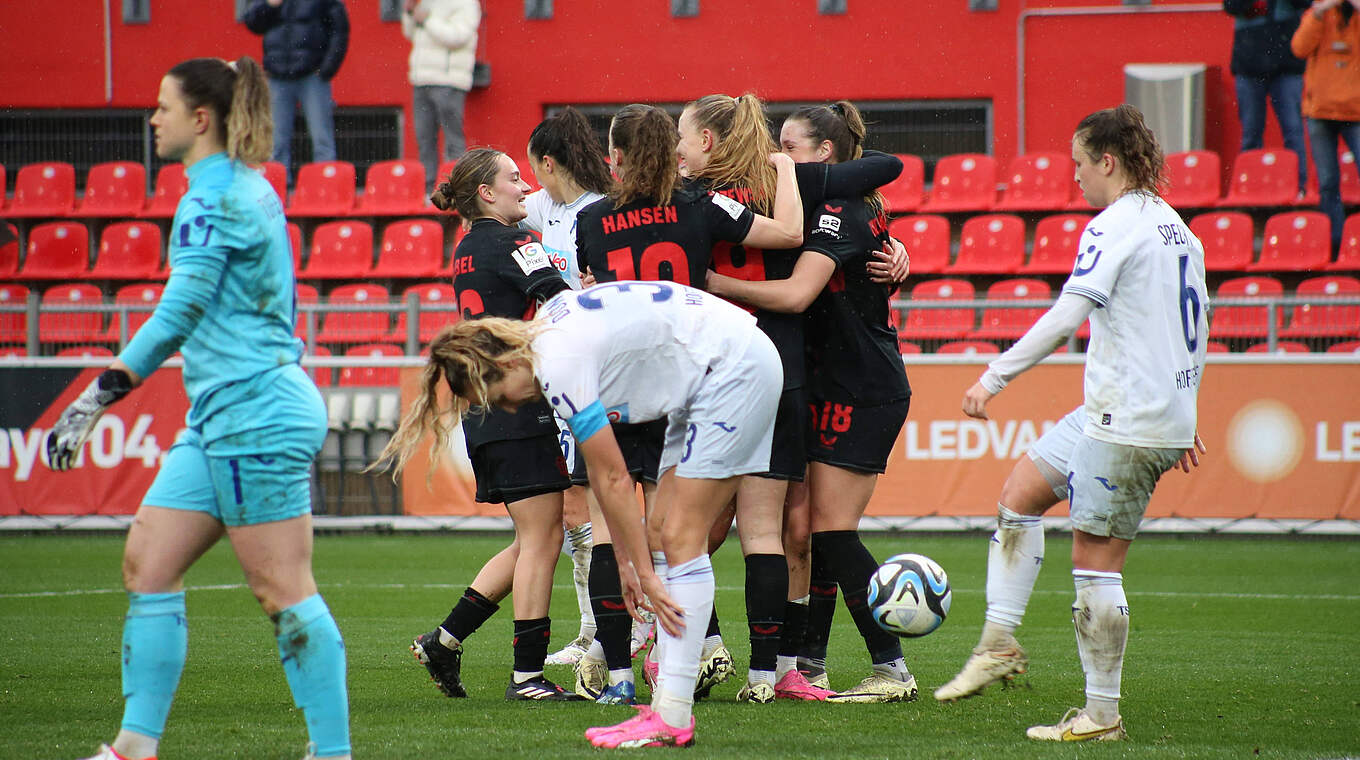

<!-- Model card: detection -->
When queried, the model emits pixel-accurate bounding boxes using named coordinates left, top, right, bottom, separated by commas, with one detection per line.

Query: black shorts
left=612, top=419, right=667, bottom=485
left=469, top=434, right=573, bottom=505
left=752, top=386, right=807, bottom=482
left=805, top=394, right=910, bottom=474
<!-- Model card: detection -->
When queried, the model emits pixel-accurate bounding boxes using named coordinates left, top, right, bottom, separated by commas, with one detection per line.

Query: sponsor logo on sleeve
left=710, top=191, right=747, bottom=220
left=510, top=241, right=553, bottom=275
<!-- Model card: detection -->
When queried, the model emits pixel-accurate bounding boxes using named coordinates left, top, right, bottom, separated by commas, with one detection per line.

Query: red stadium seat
left=1211, top=276, right=1285, bottom=339
left=435, top=159, right=458, bottom=188
left=140, top=164, right=188, bottom=218
left=1327, top=214, right=1360, bottom=271
left=0, top=223, right=18, bottom=278
left=1250, top=211, right=1331, bottom=272
left=1220, top=149, right=1299, bottom=207
left=316, top=284, right=392, bottom=345
left=1327, top=339, right=1360, bottom=353
left=374, top=220, right=444, bottom=278
left=1206, top=340, right=1230, bottom=353
left=1280, top=275, right=1360, bottom=339
left=920, top=154, right=997, bottom=213
left=256, top=161, right=288, bottom=205
left=286, top=161, right=356, bottom=217
left=994, top=152, right=1073, bottom=211
left=339, top=342, right=403, bottom=386
left=102, top=282, right=163, bottom=343
left=388, top=282, right=459, bottom=344
left=1342, top=150, right=1360, bottom=206
left=302, top=221, right=374, bottom=278
left=970, top=278, right=1052, bottom=341
left=937, top=340, right=1000, bottom=355
left=946, top=214, right=1024, bottom=274
left=356, top=160, right=428, bottom=216
left=307, top=344, right=333, bottom=387
left=1161, top=150, right=1222, bottom=209
left=73, top=161, right=146, bottom=218
left=0, top=346, right=25, bottom=358
left=0, top=284, right=30, bottom=344
left=1189, top=212, right=1255, bottom=272
left=1245, top=340, right=1310, bottom=353
left=295, top=282, right=320, bottom=341
left=881, top=154, right=924, bottom=214
left=886, top=215, right=949, bottom=274
left=1024, top=213, right=1091, bottom=274
left=57, top=345, right=115, bottom=358
left=288, top=222, right=303, bottom=272
left=7, top=162, right=76, bottom=217
left=39, top=283, right=105, bottom=343
left=897, top=339, right=923, bottom=355
left=897, top=278, right=976, bottom=340
left=22, top=222, right=90, bottom=279
left=89, top=222, right=163, bottom=280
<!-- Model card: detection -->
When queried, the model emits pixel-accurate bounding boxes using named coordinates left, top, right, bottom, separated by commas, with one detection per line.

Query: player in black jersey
left=572, top=103, right=804, bottom=706
left=397, top=148, right=584, bottom=703
left=706, top=102, right=916, bottom=704
left=679, top=93, right=910, bottom=704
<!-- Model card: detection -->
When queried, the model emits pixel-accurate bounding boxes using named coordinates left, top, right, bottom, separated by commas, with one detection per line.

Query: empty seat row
left=0, top=160, right=453, bottom=220
left=877, top=148, right=1360, bottom=215
left=890, top=210, right=1360, bottom=276
left=1, top=218, right=462, bottom=281
left=895, top=275, right=1360, bottom=341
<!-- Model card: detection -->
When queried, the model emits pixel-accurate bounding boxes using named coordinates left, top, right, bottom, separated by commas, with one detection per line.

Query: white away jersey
left=533, top=281, right=760, bottom=442
left=522, top=188, right=604, bottom=288
left=1063, top=192, right=1208, bottom=448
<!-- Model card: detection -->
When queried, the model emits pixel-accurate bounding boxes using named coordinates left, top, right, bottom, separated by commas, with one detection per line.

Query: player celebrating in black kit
left=707, top=101, right=916, bottom=704
left=572, top=102, right=804, bottom=714
left=679, top=92, right=908, bottom=703
left=400, top=148, right=584, bottom=702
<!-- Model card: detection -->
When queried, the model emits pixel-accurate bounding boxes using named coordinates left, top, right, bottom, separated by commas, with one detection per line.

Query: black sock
left=442, top=586, right=499, bottom=643
left=814, top=530, right=902, bottom=664
left=800, top=543, right=838, bottom=664
left=511, top=617, right=551, bottom=677
left=744, top=553, right=787, bottom=672
left=707, top=606, right=722, bottom=639
left=778, top=599, right=808, bottom=661
left=589, top=543, right=631, bottom=671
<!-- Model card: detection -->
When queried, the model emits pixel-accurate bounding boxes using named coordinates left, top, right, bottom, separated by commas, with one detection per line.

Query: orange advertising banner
left=401, top=362, right=1360, bottom=520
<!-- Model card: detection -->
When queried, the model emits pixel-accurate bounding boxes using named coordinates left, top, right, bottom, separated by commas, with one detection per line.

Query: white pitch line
left=2, top=584, right=1358, bottom=602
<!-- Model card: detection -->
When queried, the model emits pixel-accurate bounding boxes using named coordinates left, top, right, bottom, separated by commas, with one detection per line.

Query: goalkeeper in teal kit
left=48, top=57, right=351, bottom=760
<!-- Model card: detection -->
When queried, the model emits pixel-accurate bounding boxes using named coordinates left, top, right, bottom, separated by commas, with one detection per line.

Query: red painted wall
left=0, top=0, right=1269, bottom=191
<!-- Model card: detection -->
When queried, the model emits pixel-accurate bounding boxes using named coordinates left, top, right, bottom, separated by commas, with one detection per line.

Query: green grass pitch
left=2, top=533, right=1357, bottom=759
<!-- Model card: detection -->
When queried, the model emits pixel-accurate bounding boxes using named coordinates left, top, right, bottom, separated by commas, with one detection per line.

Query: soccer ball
left=866, top=553, right=952, bottom=638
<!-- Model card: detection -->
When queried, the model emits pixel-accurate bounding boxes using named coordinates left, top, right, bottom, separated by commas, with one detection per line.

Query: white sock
left=650, top=551, right=669, bottom=690
left=654, top=555, right=713, bottom=729
left=112, top=730, right=158, bottom=760
left=776, top=654, right=797, bottom=681
left=1073, top=569, right=1127, bottom=726
left=982, top=505, right=1044, bottom=645
left=512, top=669, right=542, bottom=684
left=872, top=657, right=911, bottom=682
left=701, top=634, right=724, bottom=658
left=568, top=524, right=595, bottom=636
left=747, top=668, right=776, bottom=686
left=437, top=627, right=461, bottom=649
left=609, top=667, right=634, bottom=686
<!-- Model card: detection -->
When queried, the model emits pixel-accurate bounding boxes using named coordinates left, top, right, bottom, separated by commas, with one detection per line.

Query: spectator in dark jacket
left=1226, top=0, right=1312, bottom=194
left=244, top=0, right=350, bottom=179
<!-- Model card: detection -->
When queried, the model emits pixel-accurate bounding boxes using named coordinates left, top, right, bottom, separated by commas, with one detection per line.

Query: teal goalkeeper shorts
left=142, top=372, right=326, bottom=526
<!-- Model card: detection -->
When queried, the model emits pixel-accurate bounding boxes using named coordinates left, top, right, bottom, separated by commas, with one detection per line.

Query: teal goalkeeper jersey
left=119, top=152, right=308, bottom=439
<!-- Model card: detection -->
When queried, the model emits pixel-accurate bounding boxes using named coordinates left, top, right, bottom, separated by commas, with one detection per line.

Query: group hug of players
left=378, top=95, right=1208, bottom=749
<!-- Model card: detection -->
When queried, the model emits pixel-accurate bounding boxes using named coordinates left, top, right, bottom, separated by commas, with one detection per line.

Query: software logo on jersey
left=511, top=241, right=552, bottom=275
left=818, top=214, right=841, bottom=234
left=606, top=404, right=629, bottom=423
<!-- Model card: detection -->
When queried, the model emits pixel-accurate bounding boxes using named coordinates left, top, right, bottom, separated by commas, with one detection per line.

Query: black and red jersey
left=802, top=198, right=910, bottom=405
left=575, top=178, right=755, bottom=289
left=452, top=218, right=571, bottom=449
left=704, top=151, right=903, bottom=391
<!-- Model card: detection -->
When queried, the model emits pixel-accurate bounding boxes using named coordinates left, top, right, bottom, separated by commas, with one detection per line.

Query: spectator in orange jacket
left=1293, top=0, right=1360, bottom=253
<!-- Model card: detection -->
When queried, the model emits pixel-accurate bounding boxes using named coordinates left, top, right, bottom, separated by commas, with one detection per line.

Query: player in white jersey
left=939, top=105, right=1209, bottom=742
left=377, top=280, right=781, bottom=748
left=522, top=108, right=617, bottom=669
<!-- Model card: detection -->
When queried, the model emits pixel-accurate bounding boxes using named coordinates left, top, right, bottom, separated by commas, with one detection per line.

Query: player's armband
left=566, top=399, right=608, bottom=442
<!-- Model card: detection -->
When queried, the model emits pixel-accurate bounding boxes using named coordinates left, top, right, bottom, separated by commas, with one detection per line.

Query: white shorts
left=1067, top=435, right=1184, bottom=540
left=1027, top=405, right=1086, bottom=500
left=659, top=330, right=782, bottom=480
